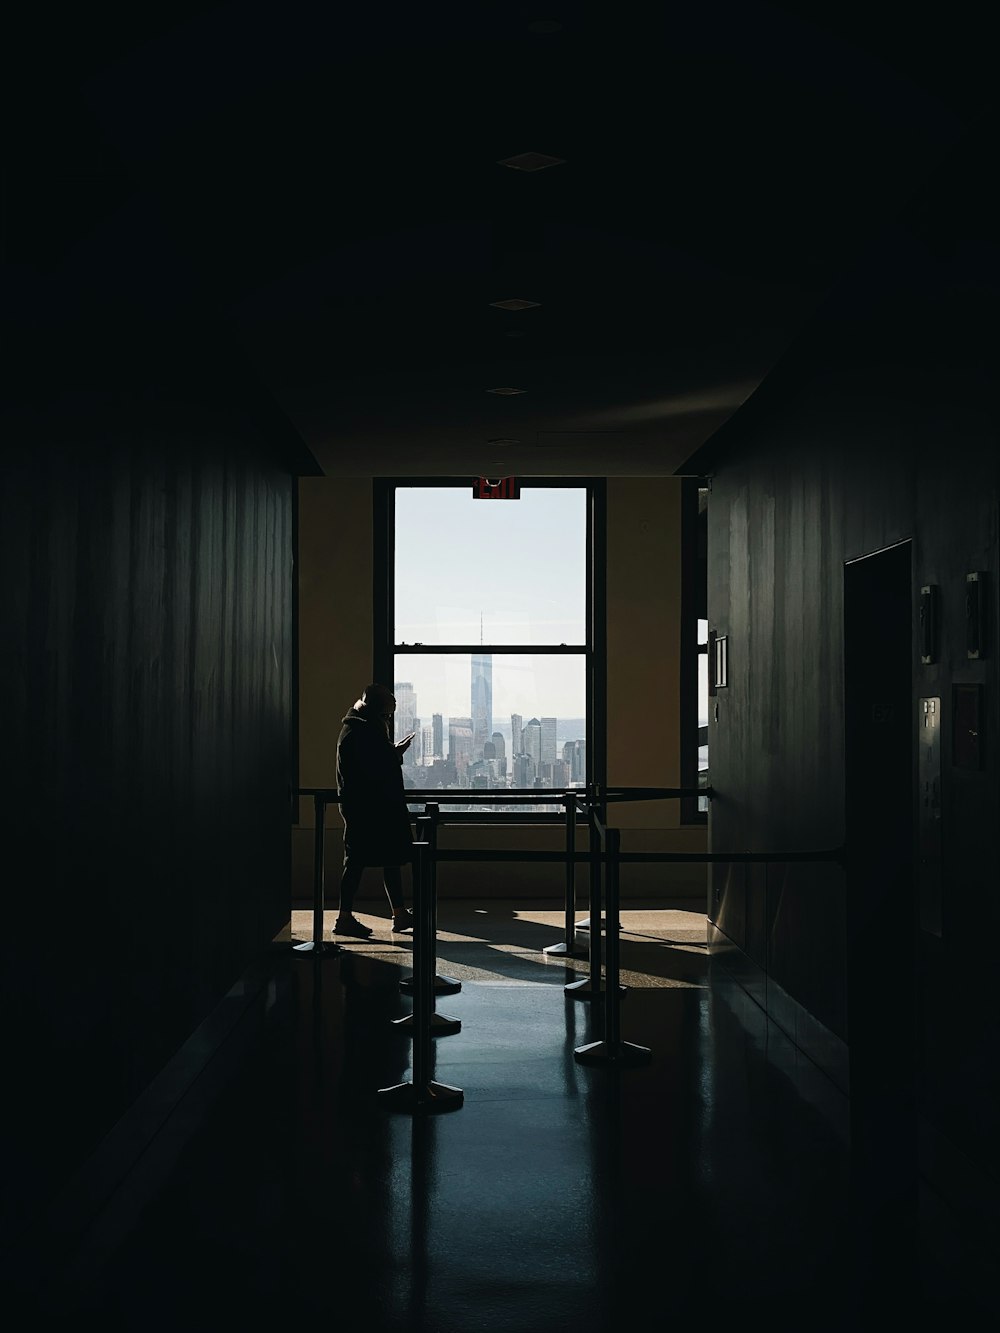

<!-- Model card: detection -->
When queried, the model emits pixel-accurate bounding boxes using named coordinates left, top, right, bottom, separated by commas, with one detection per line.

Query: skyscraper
left=471, top=652, right=492, bottom=761
left=449, top=716, right=474, bottom=775
left=394, top=681, right=416, bottom=744
left=432, top=713, right=444, bottom=758
left=540, top=717, right=557, bottom=766
left=564, top=738, right=586, bottom=783
left=524, top=718, right=541, bottom=768
left=511, top=713, right=523, bottom=757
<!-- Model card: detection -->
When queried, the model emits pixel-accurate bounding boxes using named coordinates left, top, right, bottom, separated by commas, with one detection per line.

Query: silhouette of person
left=334, top=683, right=416, bottom=937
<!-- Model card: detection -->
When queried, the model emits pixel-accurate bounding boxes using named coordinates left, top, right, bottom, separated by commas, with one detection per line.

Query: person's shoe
left=391, top=909, right=415, bottom=932
left=334, top=914, right=373, bottom=938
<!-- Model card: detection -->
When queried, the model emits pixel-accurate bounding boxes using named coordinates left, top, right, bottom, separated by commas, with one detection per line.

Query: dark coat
left=336, top=708, right=413, bottom=866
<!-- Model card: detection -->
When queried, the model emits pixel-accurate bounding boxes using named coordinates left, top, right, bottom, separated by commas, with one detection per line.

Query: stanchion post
left=566, top=800, right=602, bottom=997
left=566, top=793, right=577, bottom=951
left=544, top=792, right=586, bottom=958
left=379, top=841, right=463, bottom=1112
left=399, top=804, right=462, bottom=999
left=427, top=804, right=440, bottom=940
left=427, top=803, right=461, bottom=993
left=575, top=826, right=651, bottom=1067
left=293, top=792, right=341, bottom=956
left=314, top=794, right=326, bottom=947
left=605, top=827, right=622, bottom=1046
left=394, top=813, right=461, bottom=1035
left=413, top=840, right=432, bottom=1088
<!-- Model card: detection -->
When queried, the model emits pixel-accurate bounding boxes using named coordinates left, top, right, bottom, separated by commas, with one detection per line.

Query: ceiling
left=5, top=1, right=990, bottom=477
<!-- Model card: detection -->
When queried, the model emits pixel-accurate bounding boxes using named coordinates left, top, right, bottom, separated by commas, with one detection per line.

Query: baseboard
left=708, top=920, right=850, bottom=1096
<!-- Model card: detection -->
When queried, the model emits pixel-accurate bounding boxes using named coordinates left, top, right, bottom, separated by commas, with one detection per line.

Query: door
left=843, top=539, right=917, bottom=1292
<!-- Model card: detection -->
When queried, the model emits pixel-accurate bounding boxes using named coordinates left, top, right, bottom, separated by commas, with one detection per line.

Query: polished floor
left=22, top=902, right=987, bottom=1330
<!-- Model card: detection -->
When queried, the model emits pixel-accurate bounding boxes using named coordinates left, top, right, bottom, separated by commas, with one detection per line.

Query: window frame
left=680, top=477, right=709, bottom=825
left=373, top=477, right=606, bottom=821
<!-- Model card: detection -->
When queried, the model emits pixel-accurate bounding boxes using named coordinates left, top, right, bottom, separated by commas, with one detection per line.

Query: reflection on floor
left=22, top=902, right=986, bottom=1329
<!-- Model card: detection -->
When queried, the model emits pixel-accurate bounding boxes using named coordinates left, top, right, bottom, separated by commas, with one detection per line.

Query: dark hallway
left=3, top=4, right=998, bottom=1329
left=17, top=907, right=869, bottom=1330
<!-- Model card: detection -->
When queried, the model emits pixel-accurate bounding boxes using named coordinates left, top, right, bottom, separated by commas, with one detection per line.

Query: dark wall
left=701, top=132, right=999, bottom=1161
left=0, top=398, right=295, bottom=1234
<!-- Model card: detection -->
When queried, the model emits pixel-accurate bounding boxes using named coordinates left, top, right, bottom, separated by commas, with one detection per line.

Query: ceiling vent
left=497, top=152, right=565, bottom=172
left=489, top=298, right=541, bottom=310
left=486, top=387, right=527, bottom=395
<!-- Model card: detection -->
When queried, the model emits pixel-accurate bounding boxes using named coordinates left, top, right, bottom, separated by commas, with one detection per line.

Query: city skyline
left=395, top=652, right=586, bottom=796
left=391, top=652, right=586, bottom=720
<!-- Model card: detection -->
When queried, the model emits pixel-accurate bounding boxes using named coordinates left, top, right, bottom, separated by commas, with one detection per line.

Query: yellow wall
left=293, top=476, right=706, bottom=905
left=606, top=479, right=707, bottom=893
left=297, top=477, right=373, bottom=788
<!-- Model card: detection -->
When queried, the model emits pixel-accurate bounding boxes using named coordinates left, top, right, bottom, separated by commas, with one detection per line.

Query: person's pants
left=338, top=857, right=405, bottom=914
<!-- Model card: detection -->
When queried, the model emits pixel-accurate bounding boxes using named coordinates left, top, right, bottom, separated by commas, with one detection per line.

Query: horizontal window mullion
left=393, top=644, right=587, bottom=654
left=392, top=476, right=589, bottom=489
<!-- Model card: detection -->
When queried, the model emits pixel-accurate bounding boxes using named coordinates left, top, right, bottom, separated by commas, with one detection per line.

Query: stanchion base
left=399, top=974, right=462, bottom=996
left=543, top=940, right=589, bottom=957
left=292, top=940, right=342, bottom=956
left=574, top=1039, right=652, bottom=1066
left=564, top=978, right=627, bottom=1000
left=391, top=1012, right=462, bottom=1037
left=574, top=918, right=623, bottom=931
left=565, top=978, right=599, bottom=999
left=377, top=1080, right=464, bottom=1113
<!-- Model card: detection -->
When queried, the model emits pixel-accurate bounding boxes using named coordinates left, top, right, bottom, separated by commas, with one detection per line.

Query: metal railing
left=293, top=784, right=714, bottom=958
left=294, top=782, right=846, bottom=1108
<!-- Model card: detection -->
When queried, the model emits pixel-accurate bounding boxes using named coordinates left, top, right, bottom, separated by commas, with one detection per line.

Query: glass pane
left=698, top=617, right=708, bottom=646
left=395, top=487, right=586, bottom=645
left=698, top=652, right=709, bottom=732
left=698, top=651, right=709, bottom=813
left=392, top=653, right=587, bottom=812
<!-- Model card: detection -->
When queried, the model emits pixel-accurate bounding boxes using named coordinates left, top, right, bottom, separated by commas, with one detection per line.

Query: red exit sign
left=473, top=476, right=520, bottom=499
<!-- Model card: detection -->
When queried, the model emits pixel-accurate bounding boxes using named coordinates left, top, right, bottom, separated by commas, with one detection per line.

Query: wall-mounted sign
left=473, top=477, right=521, bottom=499
left=966, top=571, right=987, bottom=659
left=713, top=634, right=728, bottom=689
left=919, top=584, right=938, bottom=664
left=918, top=697, right=942, bottom=936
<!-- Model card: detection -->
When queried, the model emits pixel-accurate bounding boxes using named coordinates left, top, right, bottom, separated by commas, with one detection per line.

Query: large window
left=376, top=480, right=601, bottom=814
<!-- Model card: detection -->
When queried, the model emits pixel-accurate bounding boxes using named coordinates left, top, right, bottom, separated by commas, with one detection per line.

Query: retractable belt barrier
left=377, top=840, right=463, bottom=1114
left=294, top=784, right=845, bottom=1102
left=292, top=792, right=341, bottom=957
left=394, top=810, right=461, bottom=1036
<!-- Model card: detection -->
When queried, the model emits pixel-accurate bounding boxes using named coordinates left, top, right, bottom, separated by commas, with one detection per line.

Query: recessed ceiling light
left=486, top=386, right=527, bottom=395
left=497, top=152, right=565, bottom=172
left=489, top=298, right=541, bottom=310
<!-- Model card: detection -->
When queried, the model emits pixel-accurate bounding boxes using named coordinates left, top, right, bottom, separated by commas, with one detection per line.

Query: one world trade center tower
left=471, top=651, right=493, bottom=761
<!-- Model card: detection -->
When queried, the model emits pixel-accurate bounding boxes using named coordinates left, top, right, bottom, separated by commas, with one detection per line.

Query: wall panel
left=0, top=406, right=295, bottom=1237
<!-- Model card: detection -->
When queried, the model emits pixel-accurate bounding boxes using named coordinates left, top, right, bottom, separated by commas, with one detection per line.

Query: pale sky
left=394, top=486, right=587, bottom=718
